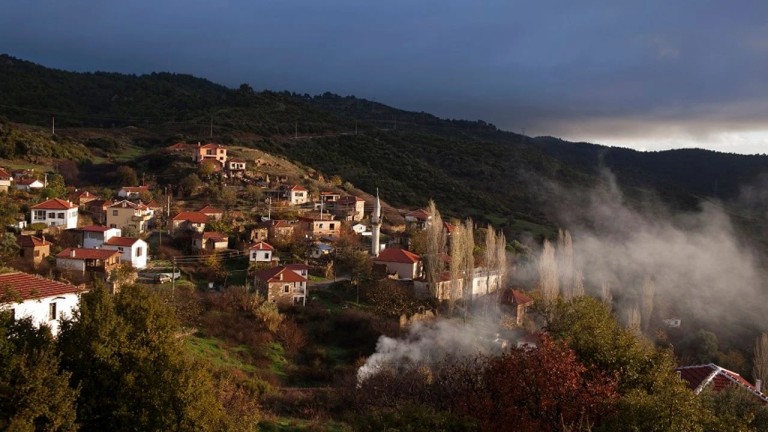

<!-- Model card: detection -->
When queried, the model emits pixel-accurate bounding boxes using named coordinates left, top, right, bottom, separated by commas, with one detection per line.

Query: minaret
left=371, top=189, right=382, bottom=257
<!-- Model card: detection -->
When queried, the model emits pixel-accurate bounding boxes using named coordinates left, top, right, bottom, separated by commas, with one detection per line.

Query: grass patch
left=264, top=342, right=289, bottom=377
left=185, top=334, right=255, bottom=373
left=258, top=417, right=351, bottom=432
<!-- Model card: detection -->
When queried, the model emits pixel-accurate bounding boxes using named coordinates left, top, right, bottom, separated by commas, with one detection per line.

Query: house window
left=109, top=224, right=117, bottom=228
left=34, top=250, right=40, bottom=257
left=117, top=247, right=124, bottom=253
left=283, top=285, right=290, bottom=293
left=48, top=302, right=57, bottom=321
left=136, top=247, right=143, bottom=257
left=58, top=212, right=65, bottom=219
left=48, top=212, right=55, bottom=219
left=34, top=210, right=46, bottom=219
left=329, top=223, right=335, bottom=230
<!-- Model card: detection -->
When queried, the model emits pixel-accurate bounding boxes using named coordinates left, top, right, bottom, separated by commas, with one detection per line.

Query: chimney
left=70, top=249, right=75, bottom=258
left=756, top=379, right=763, bottom=393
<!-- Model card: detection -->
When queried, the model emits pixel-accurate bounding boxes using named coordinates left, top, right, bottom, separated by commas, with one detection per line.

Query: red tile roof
left=120, top=186, right=149, bottom=193
left=255, top=266, right=307, bottom=283
left=374, top=247, right=420, bottom=264
left=196, top=205, right=223, bottom=215
left=16, top=178, right=44, bottom=187
left=284, top=263, right=309, bottom=271
left=0, top=272, right=83, bottom=302
left=288, top=185, right=307, bottom=192
left=336, top=195, right=364, bottom=205
left=17, top=235, right=51, bottom=248
left=500, top=288, right=534, bottom=306
left=677, top=364, right=768, bottom=403
left=57, top=248, right=120, bottom=260
left=195, top=232, right=228, bottom=242
left=108, top=199, right=144, bottom=209
left=198, top=143, right=226, bottom=150
left=31, top=198, right=77, bottom=210
left=405, top=209, right=431, bottom=221
left=249, top=241, right=274, bottom=251
left=104, top=237, right=142, bottom=247
left=0, top=167, right=11, bottom=180
left=172, top=211, right=209, bottom=223
left=145, top=200, right=162, bottom=209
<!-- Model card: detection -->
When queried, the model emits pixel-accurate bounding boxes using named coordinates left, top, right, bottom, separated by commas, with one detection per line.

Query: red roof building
left=677, top=363, right=768, bottom=404
left=0, top=272, right=84, bottom=335
left=31, top=198, right=77, bottom=210
left=254, top=265, right=308, bottom=306
left=373, top=248, right=421, bottom=279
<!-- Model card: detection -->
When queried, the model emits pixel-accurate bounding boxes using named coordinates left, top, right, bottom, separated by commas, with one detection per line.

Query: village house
left=171, top=211, right=209, bottom=234
left=309, top=242, right=334, bottom=259
left=30, top=198, right=79, bottom=229
left=254, top=265, right=307, bottom=306
left=56, top=248, right=121, bottom=280
left=17, top=235, right=52, bottom=268
left=285, top=185, right=309, bottom=205
left=77, top=225, right=122, bottom=249
left=106, top=200, right=153, bottom=234
left=404, top=208, right=431, bottom=229
left=0, top=272, right=84, bottom=336
left=373, top=247, right=422, bottom=279
left=227, top=158, right=247, bottom=176
left=260, top=219, right=295, bottom=244
left=102, top=237, right=148, bottom=269
left=15, top=178, right=44, bottom=192
left=117, top=186, right=150, bottom=199
left=249, top=241, right=276, bottom=264
left=192, top=232, right=229, bottom=252
left=193, top=143, right=227, bottom=166
left=352, top=223, right=369, bottom=235
left=415, top=267, right=504, bottom=302
left=250, top=225, right=269, bottom=242
left=0, top=167, right=12, bottom=192
left=298, top=213, right=341, bottom=239
left=319, top=191, right=341, bottom=204
left=332, top=195, right=366, bottom=221
left=166, top=142, right=191, bottom=153
left=197, top=204, right=224, bottom=221
left=69, top=189, right=99, bottom=206
left=499, top=288, right=534, bottom=326
left=676, top=363, right=768, bottom=404
left=84, top=199, right=113, bottom=224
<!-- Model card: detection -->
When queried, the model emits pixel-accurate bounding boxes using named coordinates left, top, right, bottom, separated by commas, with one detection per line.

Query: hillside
left=3, top=54, right=768, bottom=239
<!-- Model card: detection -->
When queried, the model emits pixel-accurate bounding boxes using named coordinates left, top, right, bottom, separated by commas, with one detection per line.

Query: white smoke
left=357, top=319, right=507, bottom=383
left=549, top=169, right=768, bottom=331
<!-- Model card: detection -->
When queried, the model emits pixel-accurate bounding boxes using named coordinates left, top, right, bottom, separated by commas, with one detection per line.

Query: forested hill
left=3, top=53, right=768, bottom=236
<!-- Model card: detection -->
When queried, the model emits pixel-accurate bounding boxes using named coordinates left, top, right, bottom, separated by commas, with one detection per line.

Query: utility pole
left=171, top=257, right=176, bottom=296
left=51, top=116, right=55, bottom=135
left=210, top=116, right=213, bottom=138
left=166, top=186, right=171, bottom=235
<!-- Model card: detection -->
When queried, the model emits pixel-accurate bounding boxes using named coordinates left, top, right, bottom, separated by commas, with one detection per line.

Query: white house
left=117, top=186, right=149, bottom=199
left=309, top=242, right=334, bottom=259
left=15, top=178, right=44, bottom=192
left=102, top=237, right=148, bottom=269
left=249, top=241, right=276, bottom=263
left=286, top=185, right=308, bottom=205
left=373, top=247, right=422, bottom=279
left=351, top=223, right=369, bottom=235
left=30, top=198, right=79, bottom=229
left=56, top=248, right=121, bottom=276
left=78, top=225, right=122, bottom=249
left=0, top=272, right=84, bottom=336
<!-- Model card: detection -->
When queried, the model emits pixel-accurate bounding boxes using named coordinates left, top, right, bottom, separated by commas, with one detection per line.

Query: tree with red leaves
left=457, top=334, right=619, bottom=432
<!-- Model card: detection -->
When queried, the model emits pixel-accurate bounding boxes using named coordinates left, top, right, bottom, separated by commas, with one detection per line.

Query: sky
left=1, top=1, right=768, bottom=154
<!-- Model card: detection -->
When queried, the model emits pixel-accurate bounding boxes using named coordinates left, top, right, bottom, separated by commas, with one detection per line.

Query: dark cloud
left=1, top=1, right=767, bottom=153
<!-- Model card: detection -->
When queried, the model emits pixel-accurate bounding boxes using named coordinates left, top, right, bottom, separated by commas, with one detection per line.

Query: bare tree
left=753, top=332, right=768, bottom=385
left=601, top=281, right=612, bottom=308
left=558, top=229, right=575, bottom=299
left=627, top=304, right=642, bottom=334
left=640, top=276, right=655, bottom=332
left=424, top=200, right=445, bottom=297
left=462, top=218, right=475, bottom=305
left=484, top=225, right=497, bottom=295
left=538, top=240, right=559, bottom=301
left=496, top=231, right=507, bottom=290
left=449, top=222, right=466, bottom=313
left=573, top=269, right=585, bottom=298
